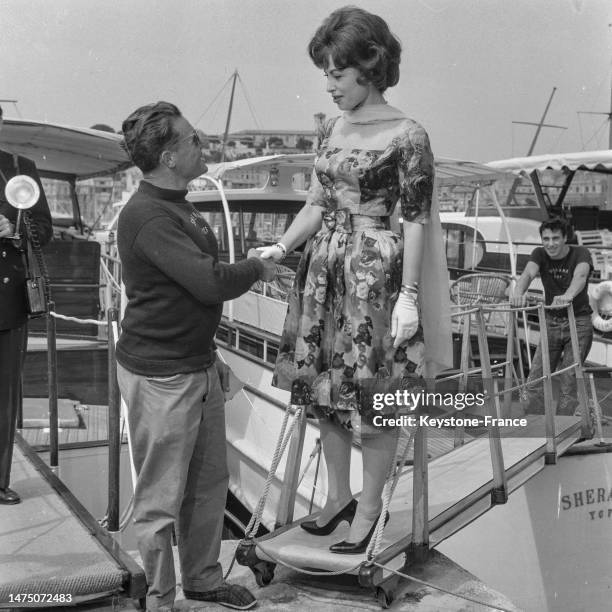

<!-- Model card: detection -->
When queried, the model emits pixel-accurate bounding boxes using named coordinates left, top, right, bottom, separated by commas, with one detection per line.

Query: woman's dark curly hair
left=121, top=101, right=182, bottom=173
left=308, top=6, right=401, bottom=92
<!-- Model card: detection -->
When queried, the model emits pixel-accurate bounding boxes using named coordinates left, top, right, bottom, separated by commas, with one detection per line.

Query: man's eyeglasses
left=177, top=130, right=202, bottom=148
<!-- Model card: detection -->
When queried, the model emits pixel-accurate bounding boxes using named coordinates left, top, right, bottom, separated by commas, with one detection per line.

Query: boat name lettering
left=561, top=488, right=612, bottom=515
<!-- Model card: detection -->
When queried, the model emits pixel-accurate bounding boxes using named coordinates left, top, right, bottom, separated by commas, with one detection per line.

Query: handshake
left=247, top=248, right=277, bottom=282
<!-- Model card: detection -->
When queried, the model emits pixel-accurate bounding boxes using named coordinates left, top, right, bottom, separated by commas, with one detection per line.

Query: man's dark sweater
left=116, top=181, right=264, bottom=376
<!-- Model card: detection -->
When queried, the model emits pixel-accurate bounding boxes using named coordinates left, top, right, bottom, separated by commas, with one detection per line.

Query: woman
left=259, top=6, right=450, bottom=554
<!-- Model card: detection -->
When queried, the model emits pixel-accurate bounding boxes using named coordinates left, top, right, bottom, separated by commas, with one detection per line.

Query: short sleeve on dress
left=307, top=117, right=339, bottom=209
left=306, top=168, right=326, bottom=209
left=398, top=123, right=434, bottom=224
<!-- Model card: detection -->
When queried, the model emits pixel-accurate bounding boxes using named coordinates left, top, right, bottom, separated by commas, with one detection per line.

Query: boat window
left=191, top=198, right=304, bottom=267
left=222, top=169, right=269, bottom=189
left=442, top=223, right=485, bottom=271
left=243, top=212, right=263, bottom=248
left=42, top=178, right=74, bottom=220
left=216, top=323, right=234, bottom=345
left=238, top=333, right=265, bottom=359
left=291, top=171, right=311, bottom=191
left=266, top=343, right=279, bottom=365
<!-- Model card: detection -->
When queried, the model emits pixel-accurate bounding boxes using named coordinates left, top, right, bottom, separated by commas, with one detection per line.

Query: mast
left=577, top=71, right=612, bottom=208
left=505, top=87, right=566, bottom=208
left=220, top=70, right=238, bottom=163
left=515, top=87, right=566, bottom=157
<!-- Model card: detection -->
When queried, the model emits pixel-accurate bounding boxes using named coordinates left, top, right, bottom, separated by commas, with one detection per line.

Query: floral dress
left=272, top=105, right=435, bottom=432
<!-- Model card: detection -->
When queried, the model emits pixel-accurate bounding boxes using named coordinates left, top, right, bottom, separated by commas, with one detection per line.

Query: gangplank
left=0, top=433, right=145, bottom=608
left=237, top=415, right=583, bottom=591
left=235, top=298, right=596, bottom=608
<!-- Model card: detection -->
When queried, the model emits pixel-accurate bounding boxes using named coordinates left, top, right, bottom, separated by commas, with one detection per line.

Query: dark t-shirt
left=529, top=245, right=593, bottom=317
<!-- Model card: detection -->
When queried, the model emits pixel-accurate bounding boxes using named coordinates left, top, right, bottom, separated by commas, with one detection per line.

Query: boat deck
left=0, top=434, right=145, bottom=608
left=19, top=399, right=120, bottom=449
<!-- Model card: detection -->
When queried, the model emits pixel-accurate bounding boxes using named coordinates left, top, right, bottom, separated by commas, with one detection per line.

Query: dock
left=0, top=434, right=145, bottom=609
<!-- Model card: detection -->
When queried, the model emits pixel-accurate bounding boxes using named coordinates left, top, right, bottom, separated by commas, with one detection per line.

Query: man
left=510, top=217, right=593, bottom=415
left=0, top=104, right=53, bottom=505
left=117, top=102, right=275, bottom=611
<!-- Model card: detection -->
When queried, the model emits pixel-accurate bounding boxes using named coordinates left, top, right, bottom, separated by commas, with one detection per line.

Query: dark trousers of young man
left=526, top=314, right=593, bottom=416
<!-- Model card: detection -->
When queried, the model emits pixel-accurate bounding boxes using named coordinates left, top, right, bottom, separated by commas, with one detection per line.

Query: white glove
left=257, top=243, right=286, bottom=262
left=391, top=293, right=419, bottom=347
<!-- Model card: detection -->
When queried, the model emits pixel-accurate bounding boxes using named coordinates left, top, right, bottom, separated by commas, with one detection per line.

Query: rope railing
left=49, top=311, right=108, bottom=326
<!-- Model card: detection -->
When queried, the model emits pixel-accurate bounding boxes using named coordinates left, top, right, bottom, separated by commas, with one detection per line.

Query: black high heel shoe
left=329, top=511, right=390, bottom=554
left=300, top=498, right=358, bottom=536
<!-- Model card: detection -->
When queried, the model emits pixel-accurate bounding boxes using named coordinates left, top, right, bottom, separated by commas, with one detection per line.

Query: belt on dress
left=321, top=210, right=389, bottom=234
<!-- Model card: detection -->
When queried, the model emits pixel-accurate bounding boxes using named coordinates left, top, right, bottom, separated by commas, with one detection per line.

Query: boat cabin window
left=442, top=223, right=485, bottom=272
left=460, top=176, right=548, bottom=223
left=42, top=177, right=79, bottom=231
left=216, top=321, right=280, bottom=366
left=191, top=198, right=304, bottom=269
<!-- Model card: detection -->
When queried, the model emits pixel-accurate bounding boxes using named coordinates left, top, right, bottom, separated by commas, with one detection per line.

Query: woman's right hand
left=257, top=244, right=286, bottom=262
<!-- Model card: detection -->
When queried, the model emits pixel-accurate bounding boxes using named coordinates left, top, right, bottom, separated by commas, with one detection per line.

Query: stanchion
left=567, top=304, right=593, bottom=439
left=475, top=307, right=508, bottom=503
left=46, top=300, right=59, bottom=472
left=107, top=308, right=120, bottom=532
left=537, top=304, right=557, bottom=464
left=410, top=423, right=429, bottom=562
left=276, top=407, right=306, bottom=527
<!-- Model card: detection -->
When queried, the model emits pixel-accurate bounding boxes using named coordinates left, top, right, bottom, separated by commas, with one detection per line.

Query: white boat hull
left=438, top=447, right=612, bottom=611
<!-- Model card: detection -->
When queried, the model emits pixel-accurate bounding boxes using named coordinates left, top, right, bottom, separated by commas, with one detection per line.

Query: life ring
left=591, top=280, right=612, bottom=333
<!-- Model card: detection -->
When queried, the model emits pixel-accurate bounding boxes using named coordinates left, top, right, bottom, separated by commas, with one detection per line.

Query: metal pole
left=567, top=304, right=592, bottom=439
left=411, top=422, right=429, bottom=558
left=503, top=308, right=515, bottom=417
left=538, top=304, right=557, bottom=463
left=220, top=70, right=238, bottom=163
left=46, top=302, right=58, bottom=471
left=475, top=308, right=507, bottom=503
left=107, top=308, right=121, bottom=532
left=275, top=408, right=307, bottom=527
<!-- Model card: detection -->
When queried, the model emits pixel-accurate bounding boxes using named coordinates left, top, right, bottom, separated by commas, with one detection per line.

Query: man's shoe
left=183, top=583, right=256, bottom=610
left=0, top=487, right=21, bottom=505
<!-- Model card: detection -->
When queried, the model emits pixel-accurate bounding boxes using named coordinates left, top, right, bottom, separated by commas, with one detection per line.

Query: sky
left=1, top=0, right=611, bottom=162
